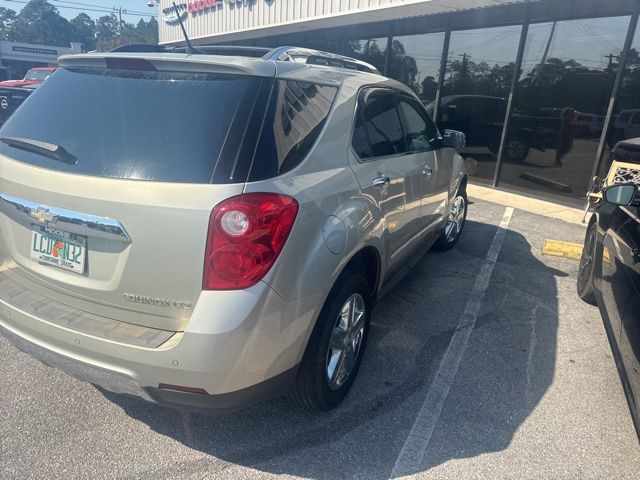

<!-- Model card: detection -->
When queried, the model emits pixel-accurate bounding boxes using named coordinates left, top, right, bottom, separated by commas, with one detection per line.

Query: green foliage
left=0, top=7, right=17, bottom=40
left=7, top=0, right=73, bottom=46
left=70, top=13, right=95, bottom=51
left=0, top=0, right=158, bottom=51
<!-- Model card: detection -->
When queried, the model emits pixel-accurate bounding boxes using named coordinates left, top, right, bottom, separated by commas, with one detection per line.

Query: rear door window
left=0, top=67, right=337, bottom=184
left=352, top=88, right=406, bottom=159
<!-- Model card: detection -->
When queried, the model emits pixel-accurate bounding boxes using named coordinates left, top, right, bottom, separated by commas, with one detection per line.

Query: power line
left=4, top=0, right=154, bottom=17
left=52, top=0, right=152, bottom=16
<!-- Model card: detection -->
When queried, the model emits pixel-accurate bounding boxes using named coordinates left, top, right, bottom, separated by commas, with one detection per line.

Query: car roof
left=617, top=137, right=640, bottom=147
left=57, top=51, right=394, bottom=89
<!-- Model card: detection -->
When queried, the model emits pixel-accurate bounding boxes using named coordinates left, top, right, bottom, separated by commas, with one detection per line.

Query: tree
left=95, top=14, right=121, bottom=51
left=70, top=13, right=95, bottom=51
left=7, top=0, right=73, bottom=47
left=133, top=17, right=158, bottom=44
left=0, top=7, right=17, bottom=40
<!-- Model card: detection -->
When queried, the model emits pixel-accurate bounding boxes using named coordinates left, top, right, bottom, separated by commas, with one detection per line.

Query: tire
left=433, top=187, right=468, bottom=251
left=504, top=137, right=529, bottom=163
left=289, top=272, right=371, bottom=410
left=577, top=221, right=598, bottom=305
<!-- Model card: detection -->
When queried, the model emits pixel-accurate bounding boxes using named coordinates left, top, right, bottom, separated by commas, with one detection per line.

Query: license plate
left=30, top=225, right=87, bottom=274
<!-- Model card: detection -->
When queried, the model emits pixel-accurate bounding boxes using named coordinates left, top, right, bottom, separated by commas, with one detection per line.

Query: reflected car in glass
left=611, top=110, right=640, bottom=146
left=427, top=95, right=562, bottom=163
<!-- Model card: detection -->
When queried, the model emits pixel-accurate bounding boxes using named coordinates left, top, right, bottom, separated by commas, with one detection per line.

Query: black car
left=578, top=182, right=640, bottom=434
left=426, top=95, right=562, bottom=163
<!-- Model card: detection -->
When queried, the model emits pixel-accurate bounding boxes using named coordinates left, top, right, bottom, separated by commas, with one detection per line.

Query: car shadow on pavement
left=101, top=219, right=565, bottom=479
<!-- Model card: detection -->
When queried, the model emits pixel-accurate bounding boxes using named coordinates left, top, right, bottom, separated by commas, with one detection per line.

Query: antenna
left=172, top=2, right=199, bottom=54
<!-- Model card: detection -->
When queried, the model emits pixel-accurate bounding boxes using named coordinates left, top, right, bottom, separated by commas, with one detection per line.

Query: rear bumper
left=0, top=281, right=322, bottom=411
left=1, top=324, right=297, bottom=412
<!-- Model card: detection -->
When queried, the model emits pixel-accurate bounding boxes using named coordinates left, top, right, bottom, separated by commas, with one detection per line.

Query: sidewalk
left=468, top=183, right=588, bottom=226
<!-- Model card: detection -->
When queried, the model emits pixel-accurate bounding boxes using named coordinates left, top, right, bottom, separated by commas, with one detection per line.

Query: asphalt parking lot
left=2, top=197, right=639, bottom=480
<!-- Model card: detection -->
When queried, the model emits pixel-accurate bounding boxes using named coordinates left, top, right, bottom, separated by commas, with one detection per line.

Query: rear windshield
left=0, top=67, right=337, bottom=184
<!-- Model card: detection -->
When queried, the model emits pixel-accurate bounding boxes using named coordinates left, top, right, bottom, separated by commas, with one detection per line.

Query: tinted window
left=0, top=68, right=337, bottom=184
left=249, top=81, right=337, bottom=181
left=632, top=112, right=640, bottom=125
left=484, top=99, right=508, bottom=122
left=618, top=111, right=632, bottom=123
left=398, top=96, right=439, bottom=151
left=352, top=89, right=406, bottom=159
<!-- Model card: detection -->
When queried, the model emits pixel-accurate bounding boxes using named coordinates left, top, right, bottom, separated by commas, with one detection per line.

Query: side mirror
left=603, top=183, right=638, bottom=206
left=442, top=129, right=466, bottom=150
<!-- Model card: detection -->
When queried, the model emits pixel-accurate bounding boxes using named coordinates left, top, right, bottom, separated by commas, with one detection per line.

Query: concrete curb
left=468, top=183, right=589, bottom=226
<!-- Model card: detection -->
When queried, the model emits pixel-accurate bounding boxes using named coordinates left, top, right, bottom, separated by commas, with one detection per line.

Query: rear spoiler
left=57, top=52, right=276, bottom=78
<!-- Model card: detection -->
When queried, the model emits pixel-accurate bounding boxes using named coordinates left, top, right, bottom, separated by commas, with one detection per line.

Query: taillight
left=203, top=193, right=299, bottom=290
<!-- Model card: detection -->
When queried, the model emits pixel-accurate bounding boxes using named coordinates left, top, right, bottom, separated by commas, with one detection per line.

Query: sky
left=0, top=0, right=157, bottom=22
left=395, top=16, right=636, bottom=80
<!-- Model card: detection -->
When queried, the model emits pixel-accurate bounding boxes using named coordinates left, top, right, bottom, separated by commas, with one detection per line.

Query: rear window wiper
left=0, top=136, right=77, bottom=165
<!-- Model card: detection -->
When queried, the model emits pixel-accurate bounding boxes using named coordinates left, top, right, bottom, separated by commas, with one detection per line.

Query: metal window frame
left=432, top=29, right=451, bottom=123
left=493, top=7, right=531, bottom=187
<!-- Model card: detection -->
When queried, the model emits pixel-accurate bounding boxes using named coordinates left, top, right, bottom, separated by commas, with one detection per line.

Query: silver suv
left=0, top=47, right=467, bottom=411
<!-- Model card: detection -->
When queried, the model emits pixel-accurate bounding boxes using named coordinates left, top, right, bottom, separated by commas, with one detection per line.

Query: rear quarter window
left=248, top=80, right=337, bottom=181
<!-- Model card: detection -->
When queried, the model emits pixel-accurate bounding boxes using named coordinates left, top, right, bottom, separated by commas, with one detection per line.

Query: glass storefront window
left=602, top=19, right=640, bottom=175
left=389, top=32, right=445, bottom=103
left=436, top=25, right=522, bottom=184
left=343, top=38, right=388, bottom=74
left=301, top=39, right=344, bottom=56
left=499, top=16, right=631, bottom=204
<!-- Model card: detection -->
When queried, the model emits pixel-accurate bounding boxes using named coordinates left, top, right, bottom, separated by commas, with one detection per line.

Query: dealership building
left=0, top=41, right=81, bottom=80
left=158, top=0, right=640, bottom=206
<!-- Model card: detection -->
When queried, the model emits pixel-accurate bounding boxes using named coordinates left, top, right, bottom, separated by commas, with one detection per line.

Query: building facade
left=158, top=0, right=640, bottom=205
left=0, top=41, right=82, bottom=80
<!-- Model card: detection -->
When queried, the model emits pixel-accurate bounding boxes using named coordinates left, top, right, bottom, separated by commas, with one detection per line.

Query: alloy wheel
left=326, top=293, right=366, bottom=391
left=445, top=195, right=466, bottom=243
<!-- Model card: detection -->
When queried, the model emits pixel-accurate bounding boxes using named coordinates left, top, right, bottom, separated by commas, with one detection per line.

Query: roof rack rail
left=173, top=45, right=272, bottom=57
left=264, top=46, right=380, bottom=74
left=106, top=44, right=380, bottom=74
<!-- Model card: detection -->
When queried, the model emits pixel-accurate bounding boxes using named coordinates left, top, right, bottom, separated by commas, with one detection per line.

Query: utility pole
left=534, top=20, right=556, bottom=83
left=605, top=53, right=620, bottom=70
left=113, top=7, right=127, bottom=36
left=540, top=21, right=556, bottom=67
left=459, top=53, right=470, bottom=80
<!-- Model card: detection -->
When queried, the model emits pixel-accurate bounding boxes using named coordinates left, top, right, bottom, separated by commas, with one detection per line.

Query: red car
left=0, top=67, right=56, bottom=87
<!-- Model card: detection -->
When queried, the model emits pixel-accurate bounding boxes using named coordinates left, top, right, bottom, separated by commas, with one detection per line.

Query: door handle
left=372, top=176, right=390, bottom=187
left=423, top=167, right=433, bottom=177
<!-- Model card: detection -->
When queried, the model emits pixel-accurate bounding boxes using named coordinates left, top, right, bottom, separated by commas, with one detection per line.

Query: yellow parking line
left=542, top=240, right=584, bottom=261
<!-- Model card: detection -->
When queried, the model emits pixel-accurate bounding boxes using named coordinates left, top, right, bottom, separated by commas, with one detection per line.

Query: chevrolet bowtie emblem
left=30, top=207, right=56, bottom=224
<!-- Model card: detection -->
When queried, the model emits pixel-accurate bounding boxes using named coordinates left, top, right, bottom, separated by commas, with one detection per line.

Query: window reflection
left=390, top=32, right=445, bottom=103
left=500, top=16, right=631, bottom=203
left=434, top=25, right=521, bottom=183
left=603, top=21, right=640, bottom=175
left=343, top=38, right=388, bottom=73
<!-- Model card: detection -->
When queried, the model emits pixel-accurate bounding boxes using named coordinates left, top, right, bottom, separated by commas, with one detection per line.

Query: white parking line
left=390, top=207, right=514, bottom=479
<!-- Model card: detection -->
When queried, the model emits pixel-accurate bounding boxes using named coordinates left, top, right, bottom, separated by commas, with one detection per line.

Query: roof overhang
left=159, top=0, right=529, bottom=46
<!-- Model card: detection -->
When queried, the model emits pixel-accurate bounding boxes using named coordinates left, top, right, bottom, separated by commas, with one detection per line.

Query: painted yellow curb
left=542, top=240, right=584, bottom=261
